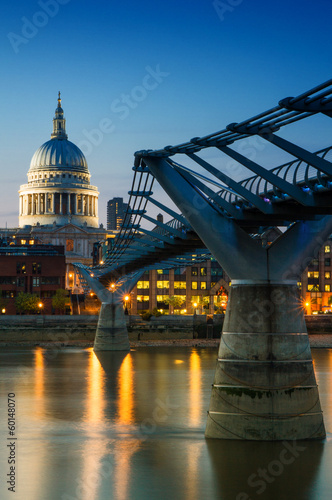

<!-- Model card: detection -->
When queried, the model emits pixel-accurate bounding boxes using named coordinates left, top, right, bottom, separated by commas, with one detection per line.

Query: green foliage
left=140, top=310, right=152, bottom=321
left=15, top=292, right=40, bottom=314
left=164, top=296, right=185, bottom=309
left=52, top=289, right=71, bottom=311
left=152, top=307, right=162, bottom=317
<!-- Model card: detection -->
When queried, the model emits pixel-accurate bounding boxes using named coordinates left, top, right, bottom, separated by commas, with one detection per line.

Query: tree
left=52, top=289, right=71, bottom=313
left=164, top=296, right=185, bottom=313
left=15, top=292, right=40, bottom=314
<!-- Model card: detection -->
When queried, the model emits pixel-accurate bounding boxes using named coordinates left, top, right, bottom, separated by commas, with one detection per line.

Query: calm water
left=0, top=346, right=332, bottom=500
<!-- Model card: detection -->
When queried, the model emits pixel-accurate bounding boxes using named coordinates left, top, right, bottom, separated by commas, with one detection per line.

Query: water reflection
left=33, top=347, right=45, bottom=419
left=0, top=347, right=331, bottom=500
left=206, top=439, right=324, bottom=500
left=85, top=349, right=106, bottom=423
left=117, top=354, right=134, bottom=425
left=189, top=349, right=202, bottom=427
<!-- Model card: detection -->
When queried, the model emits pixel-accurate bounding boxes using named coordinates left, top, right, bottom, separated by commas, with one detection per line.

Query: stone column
left=59, top=193, right=62, bottom=214
left=37, top=193, right=41, bottom=214
left=205, top=282, right=325, bottom=440
left=73, top=193, right=77, bottom=215
left=94, top=302, right=130, bottom=351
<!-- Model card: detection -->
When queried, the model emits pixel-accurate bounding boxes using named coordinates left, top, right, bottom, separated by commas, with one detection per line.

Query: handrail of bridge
left=76, top=79, right=332, bottom=291
left=135, top=79, right=332, bottom=218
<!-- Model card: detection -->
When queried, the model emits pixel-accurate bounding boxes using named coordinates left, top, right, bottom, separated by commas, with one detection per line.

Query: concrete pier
left=94, top=302, right=130, bottom=351
left=205, top=282, right=326, bottom=440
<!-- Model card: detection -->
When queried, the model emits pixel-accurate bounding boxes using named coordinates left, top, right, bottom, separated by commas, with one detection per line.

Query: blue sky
left=1, top=0, right=331, bottom=227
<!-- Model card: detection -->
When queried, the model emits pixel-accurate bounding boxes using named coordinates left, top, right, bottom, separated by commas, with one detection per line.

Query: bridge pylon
left=77, top=267, right=131, bottom=351
left=144, top=156, right=329, bottom=440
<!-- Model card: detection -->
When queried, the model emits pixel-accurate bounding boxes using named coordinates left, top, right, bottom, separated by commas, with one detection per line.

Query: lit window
left=211, top=282, right=216, bottom=288
left=200, top=267, right=207, bottom=276
left=174, top=281, right=186, bottom=289
left=137, top=295, right=149, bottom=302
left=157, top=281, right=169, bottom=289
left=325, top=245, right=331, bottom=253
left=325, top=285, right=331, bottom=292
left=137, top=281, right=150, bottom=289
left=314, top=271, right=319, bottom=278
left=157, top=295, right=169, bottom=302
left=200, top=282, right=207, bottom=289
left=191, top=282, right=198, bottom=290
left=325, top=272, right=331, bottom=279
left=66, top=239, right=74, bottom=252
left=308, top=284, right=319, bottom=291
left=191, top=267, right=198, bottom=276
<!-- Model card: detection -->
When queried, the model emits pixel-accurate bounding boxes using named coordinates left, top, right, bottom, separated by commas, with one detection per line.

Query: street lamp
left=1, top=308, right=6, bottom=315
left=124, top=295, right=130, bottom=315
left=38, top=302, right=43, bottom=314
left=193, top=302, right=198, bottom=316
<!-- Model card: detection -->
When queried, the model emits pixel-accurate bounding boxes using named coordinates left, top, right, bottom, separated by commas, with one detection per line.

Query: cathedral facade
left=15, top=94, right=112, bottom=293
left=19, top=93, right=99, bottom=228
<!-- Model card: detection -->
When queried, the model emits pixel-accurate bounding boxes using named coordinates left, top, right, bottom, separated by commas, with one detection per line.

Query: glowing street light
left=124, top=295, right=130, bottom=315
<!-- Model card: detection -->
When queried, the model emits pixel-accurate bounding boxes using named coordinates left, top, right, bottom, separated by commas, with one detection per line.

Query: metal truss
left=76, top=79, right=332, bottom=287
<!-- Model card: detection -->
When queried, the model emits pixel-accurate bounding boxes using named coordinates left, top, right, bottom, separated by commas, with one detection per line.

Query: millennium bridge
left=75, top=79, right=332, bottom=441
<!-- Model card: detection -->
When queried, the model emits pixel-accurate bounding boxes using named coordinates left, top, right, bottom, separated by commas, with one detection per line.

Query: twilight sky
left=0, top=0, right=331, bottom=227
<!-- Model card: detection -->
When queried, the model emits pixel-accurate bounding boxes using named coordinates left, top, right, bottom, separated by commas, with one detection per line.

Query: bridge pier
left=205, top=282, right=325, bottom=440
left=94, top=302, right=130, bottom=351
left=143, top=155, right=332, bottom=441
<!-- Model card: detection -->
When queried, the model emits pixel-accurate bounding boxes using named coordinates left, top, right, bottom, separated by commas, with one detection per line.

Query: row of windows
left=29, top=173, right=89, bottom=181
left=308, top=284, right=332, bottom=292
left=308, top=271, right=331, bottom=279
left=16, top=262, right=42, bottom=274
left=136, top=294, right=188, bottom=303
left=137, top=280, right=218, bottom=291
left=0, top=276, right=60, bottom=287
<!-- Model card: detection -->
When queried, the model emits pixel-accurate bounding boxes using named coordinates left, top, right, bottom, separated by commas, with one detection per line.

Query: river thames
left=0, top=346, right=332, bottom=500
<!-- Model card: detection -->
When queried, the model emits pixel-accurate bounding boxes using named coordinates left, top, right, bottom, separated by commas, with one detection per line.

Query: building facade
left=0, top=244, right=66, bottom=315
left=301, top=236, right=332, bottom=314
left=107, top=197, right=130, bottom=230
left=128, top=258, right=230, bottom=315
left=13, top=93, right=115, bottom=293
left=19, top=93, right=99, bottom=228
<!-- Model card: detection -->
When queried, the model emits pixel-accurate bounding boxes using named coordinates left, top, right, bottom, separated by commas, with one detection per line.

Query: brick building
left=0, top=244, right=66, bottom=315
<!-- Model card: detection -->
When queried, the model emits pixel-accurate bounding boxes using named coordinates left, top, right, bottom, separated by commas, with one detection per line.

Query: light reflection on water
left=0, top=347, right=332, bottom=500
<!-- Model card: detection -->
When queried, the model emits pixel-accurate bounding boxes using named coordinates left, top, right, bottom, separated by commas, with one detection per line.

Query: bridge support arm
left=143, top=156, right=267, bottom=280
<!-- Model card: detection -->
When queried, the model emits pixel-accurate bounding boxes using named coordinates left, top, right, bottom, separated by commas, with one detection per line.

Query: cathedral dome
left=19, top=92, right=99, bottom=229
left=29, top=138, right=88, bottom=173
left=29, top=91, right=89, bottom=174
